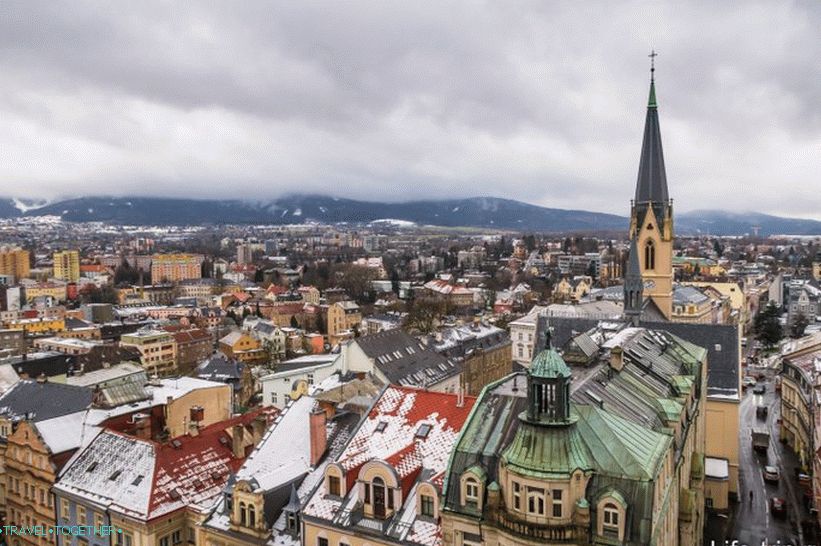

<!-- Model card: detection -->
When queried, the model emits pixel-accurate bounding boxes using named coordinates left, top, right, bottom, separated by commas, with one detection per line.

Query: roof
left=634, top=78, right=668, bottom=204
left=0, top=380, right=92, bottom=423
left=303, top=387, right=476, bottom=546
left=356, top=330, right=461, bottom=388
left=54, top=411, right=266, bottom=521
left=66, top=362, right=145, bottom=388
left=672, top=285, right=710, bottom=306
left=196, top=354, right=243, bottom=382
left=530, top=348, right=571, bottom=379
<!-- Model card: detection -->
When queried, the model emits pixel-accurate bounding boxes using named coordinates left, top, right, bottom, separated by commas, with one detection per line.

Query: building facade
left=53, top=250, right=80, bottom=283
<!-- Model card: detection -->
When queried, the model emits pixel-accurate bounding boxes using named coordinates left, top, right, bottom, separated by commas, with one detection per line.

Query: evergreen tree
left=753, top=302, right=783, bottom=348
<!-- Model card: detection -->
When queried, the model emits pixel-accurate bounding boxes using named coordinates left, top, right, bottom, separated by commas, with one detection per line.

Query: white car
left=763, top=466, right=780, bottom=482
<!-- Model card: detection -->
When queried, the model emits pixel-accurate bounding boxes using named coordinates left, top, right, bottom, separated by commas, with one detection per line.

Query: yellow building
left=151, top=253, right=204, bottom=283
left=120, top=329, right=178, bottom=376
left=779, top=342, right=821, bottom=469
left=219, top=331, right=267, bottom=363
left=327, top=300, right=362, bottom=345
left=0, top=246, right=30, bottom=281
left=53, top=250, right=80, bottom=282
left=553, top=276, right=592, bottom=302
left=23, top=282, right=68, bottom=303
left=3, top=317, right=65, bottom=334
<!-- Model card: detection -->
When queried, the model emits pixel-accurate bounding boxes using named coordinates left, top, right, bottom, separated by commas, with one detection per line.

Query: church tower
left=629, top=53, right=673, bottom=320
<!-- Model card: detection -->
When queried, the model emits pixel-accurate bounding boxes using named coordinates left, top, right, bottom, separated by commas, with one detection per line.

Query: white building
left=259, top=354, right=344, bottom=408
left=508, top=305, right=546, bottom=366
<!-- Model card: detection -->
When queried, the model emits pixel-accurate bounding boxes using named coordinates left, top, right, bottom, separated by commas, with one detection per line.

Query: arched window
left=248, top=504, right=256, bottom=528
left=526, top=487, right=545, bottom=515
left=602, top=502, right=619, bottom=536
left=465, top=478, right=479, bottom=503
left=644, top=240, right=655, bottom=270
left=239, top=502, right=247, bottom=526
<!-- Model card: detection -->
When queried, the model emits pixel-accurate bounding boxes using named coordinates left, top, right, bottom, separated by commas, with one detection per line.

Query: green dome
left=530, top=348, right=571, bottom=379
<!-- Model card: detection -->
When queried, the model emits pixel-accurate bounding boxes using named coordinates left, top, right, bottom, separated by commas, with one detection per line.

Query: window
left=172, top=530, right=181, bottom=544
left=512, top=482, right=521, bottom=510
left=95, top=512, right=104, bottom=529
left=364, top=483, right=371, bottom=504
left=644, top=241, right=655, bottom=270
left=187, top=527, right=195, bottom=543
left=465, top=478, right=479, bottom=504
left=317, top=539, right=329, bottom=546
left=552, top=489, right=563, bottom=518
left=603, top=503, right=619, bottom=527
left=61, top=499, right=70, bottom=519
left=527, top=487, right=545, bottom=515
left=249, top=504, right=256, bottom=527
left=415, top=424, right=432, bottom=439
left=78, top=508, right=87, bottom=525
left=239, top=502, right=247, bottom=526
left=307, top=374, right=314, bottom=385
left=375, top=421, right=387, bottom=433
left=159, top=537, right=169, bottom=546
left=271, top=392, right=277, bottom=405
left=421, top=495, right=435, bottom=517
left=328, top=475, right=340, bottom=497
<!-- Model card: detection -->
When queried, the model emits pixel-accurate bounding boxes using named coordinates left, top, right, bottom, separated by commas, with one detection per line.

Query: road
left=719, top=362, right=810, bottom=546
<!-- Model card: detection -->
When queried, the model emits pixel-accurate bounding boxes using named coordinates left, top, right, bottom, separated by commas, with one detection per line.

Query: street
left=706, top=361, right=810, bottom=546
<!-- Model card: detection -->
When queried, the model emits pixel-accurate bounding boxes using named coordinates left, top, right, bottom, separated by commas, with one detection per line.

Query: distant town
left=0, top=75, right=818, bottom=546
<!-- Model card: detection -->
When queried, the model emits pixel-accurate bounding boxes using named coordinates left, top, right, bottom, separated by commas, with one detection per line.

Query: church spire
left=623, top=237, right=643, bottom=326
left=634, top=51, right=668, bottom=205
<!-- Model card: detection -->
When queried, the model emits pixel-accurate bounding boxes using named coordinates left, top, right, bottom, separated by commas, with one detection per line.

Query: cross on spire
left=648, top=49, right=658, bottom=80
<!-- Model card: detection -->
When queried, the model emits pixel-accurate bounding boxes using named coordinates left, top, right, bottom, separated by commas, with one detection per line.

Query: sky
left=0, top=1, right=818, bottom=218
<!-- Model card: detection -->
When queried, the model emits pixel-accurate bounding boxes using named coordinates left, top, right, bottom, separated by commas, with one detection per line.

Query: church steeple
left=629, top=52, right=674, bottom=321
left=634, top=58, right=668, bottom=205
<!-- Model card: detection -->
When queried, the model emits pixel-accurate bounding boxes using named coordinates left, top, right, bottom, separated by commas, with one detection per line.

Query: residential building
left=441, top=322, right=707, bottom=546
left=53, top=410, right=271, bottom=546
left=195, top=354, right=255, bottom=410
left=302, top=386, right=477, bottom=546
left=509, top=306, right=546, bottom=367
left=22, top=281, right=67, bottom=303
left=423, top=280, right=474, bottom=310
left=430, top=322, right=512, bottom=396
left=327, top=300, right=362, bottom=346
left=171, top=327, right=213, bottom=373
left=553, top=276, right=593, bottom=302
left=779, top=336, right=821, bottom=470
left=259, top=354, right=344, bottom=408
left=150, top=253, right=204, bottom=283
left=219, top=331, right=267, bottom=364
left=0, top=246, right=30, bottom=282
left=120, top=328, right=178, bottom=376
left=343, top=329, right=462, bottom=393
left=199, top=378, right=373, bottom=546
left=0, top=328, right=25, bottom=358
left=53, top=250, right=81, bottom=282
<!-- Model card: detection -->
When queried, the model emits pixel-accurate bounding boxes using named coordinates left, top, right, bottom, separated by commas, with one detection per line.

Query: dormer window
left=603, top=503, right=619, bottom=536
left=527, top=487, right=545, bottom=515
left=328, top=475, right=340, bottom=497
left=375, top=421, right=387, bottom=433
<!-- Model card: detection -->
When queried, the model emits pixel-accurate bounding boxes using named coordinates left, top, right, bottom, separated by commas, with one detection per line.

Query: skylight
left=375, top=421, right=388, bottom=433
left=415, top=424, right=432, bottom=439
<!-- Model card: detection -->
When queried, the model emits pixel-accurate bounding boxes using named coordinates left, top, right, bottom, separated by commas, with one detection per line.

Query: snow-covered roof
left=303, top=386, right=476, bottom=546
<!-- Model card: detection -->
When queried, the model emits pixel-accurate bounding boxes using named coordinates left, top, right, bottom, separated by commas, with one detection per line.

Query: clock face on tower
left=643, top=280, right=656, bottom=289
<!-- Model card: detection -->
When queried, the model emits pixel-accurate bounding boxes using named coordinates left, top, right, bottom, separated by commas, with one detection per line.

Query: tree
left=290, top=315, right=300, bottom=329
left=404, top=297, right=446, bottom=334
left=753, top=302, right=783, bottom=348
left=790, top=312, right=809, bottom=338
left=114, top=258, right=139, bottom=286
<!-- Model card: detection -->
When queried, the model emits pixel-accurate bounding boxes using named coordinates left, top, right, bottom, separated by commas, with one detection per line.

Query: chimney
left=456, top=385, right=466, bottom=407
left=231, top=424, right=245, bottom=459
left=609, top=346, right=624, bottom=372
left=251, top=415, right=267, bottom=441
left=309, top=409, right=327, bottom=467
left=133, top=413, right=151, bottom=440
left=189, top=421, right=199, bottom=437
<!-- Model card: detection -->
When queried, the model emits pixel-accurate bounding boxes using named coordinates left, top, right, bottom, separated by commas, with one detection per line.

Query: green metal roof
left=530, top=348, right=571, bottom=379
left=648, top=80, right=657, bottom=108
left=501, top=403, right=671, bottom=481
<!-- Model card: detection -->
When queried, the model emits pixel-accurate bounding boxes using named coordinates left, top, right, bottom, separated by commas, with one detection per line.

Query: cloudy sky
left=0, top=1, right=818, bottom=218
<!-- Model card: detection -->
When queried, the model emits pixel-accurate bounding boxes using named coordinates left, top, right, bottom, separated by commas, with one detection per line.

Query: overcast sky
left=0, top=1, right=818, bottom=218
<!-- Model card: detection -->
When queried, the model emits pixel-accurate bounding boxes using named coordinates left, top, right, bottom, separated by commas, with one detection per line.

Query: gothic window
left=644, top=240, right=655, bottom=270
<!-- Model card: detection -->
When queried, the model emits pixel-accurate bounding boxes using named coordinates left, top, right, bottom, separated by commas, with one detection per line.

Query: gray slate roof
left=0, top=379, right=92, bottom=422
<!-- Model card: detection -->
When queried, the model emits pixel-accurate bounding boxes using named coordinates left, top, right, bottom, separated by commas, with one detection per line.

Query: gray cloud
left=0, top=1, right=818, bottom=218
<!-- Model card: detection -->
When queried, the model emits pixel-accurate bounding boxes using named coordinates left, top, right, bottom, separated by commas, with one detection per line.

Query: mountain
left=677, top=210, right=821, bottom=236
left=0, top=195, right=818, bottom=235
left=0, top=195, right=627, bottom=232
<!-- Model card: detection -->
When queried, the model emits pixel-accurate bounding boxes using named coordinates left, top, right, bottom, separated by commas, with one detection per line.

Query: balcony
left=491, top=508, right=586, bottom=543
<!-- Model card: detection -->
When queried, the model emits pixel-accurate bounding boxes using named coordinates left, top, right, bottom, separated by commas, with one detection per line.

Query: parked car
left=753, top=383, right=766, bottom=395
left=756, top=405, right=768, bottom=419
left=764, top=466, right=781, bottom=483
left=798, top=473, right=811, bottom=489
left=770, top=497, right=787, bottom=517
left=743, top=376, right=757, bottom=388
